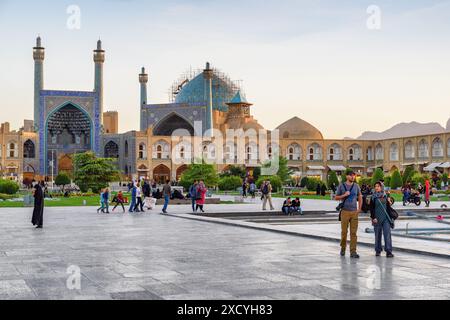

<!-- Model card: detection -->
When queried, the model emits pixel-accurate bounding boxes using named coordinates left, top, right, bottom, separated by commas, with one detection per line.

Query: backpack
left=262, top=184, right=269, bottom=195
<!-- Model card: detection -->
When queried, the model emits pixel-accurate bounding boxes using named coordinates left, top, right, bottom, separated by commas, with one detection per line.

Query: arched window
left=286, top=144, right=301, bottom=161
left=307, top=143, right=322, bottom=161
left=224, top=142, right=237, bottom=162
left=328, top=144, right=342, bottom=161
left=174, top=142, right=192, bottom=161
left=104, top=141, right=119, bottom=158
left=375, top=144, right=384, bottom=160
left=246, top=142, right=258, bottom=161
left=348, top=144, right=362, bottom=161
left=152, top=140, right=170, bottom=159
left=432, top=138, right=443, bottom=157
left=390, top=143, right=399, bottom=161
left=366, top=146, right=374, bottom=161
left=124, top=140, right=129, bottom=158
left=157, top=145, right=163, bottom=159
left=7, top=142, right=18, bottom=158
left=138, top=143, right=147, bottom=160
left=23, top=140, right=35, bottom=158
left=404, top=141, right=415, bottom=159
left=418, top=139, right=429, bottom=158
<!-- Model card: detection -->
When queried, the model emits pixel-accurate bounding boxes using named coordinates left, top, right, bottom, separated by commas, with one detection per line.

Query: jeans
left=374, top=219, right=393, bottom=254
left=191, top=198, right=196, bottom=212
left=129, top=197, right=136, bottom=212
left=163, top=195, right=169, bottom=212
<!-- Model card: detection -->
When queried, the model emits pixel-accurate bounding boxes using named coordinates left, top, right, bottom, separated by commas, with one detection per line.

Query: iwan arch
left=0, top=37, right=449, bottom=182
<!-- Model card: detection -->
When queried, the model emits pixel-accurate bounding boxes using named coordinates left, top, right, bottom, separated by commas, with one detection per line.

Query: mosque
left=0, top=37, right=449, bottom=184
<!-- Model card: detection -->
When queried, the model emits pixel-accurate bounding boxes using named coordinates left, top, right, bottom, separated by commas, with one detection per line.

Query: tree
left=256, top=175, right=282, bottom=192
left=402, top=166, right=415, bottom=184
left=0, top=179, right=19, bottom=195
left=179, top=161, right=218, bottom=190
left=372, top=168, right=384, bottom=185
left=262, top=156, right=292, bottom=184
left=73, top=152, right=120, bottom=193
left=218, top=176, right=242, bottom=191
left=300, top=176, right=308, bottom=188
left=442, top=173, right=449, bottom=186
left=390, top=170, right=403, bottom=189
left=220, top=165, right=246, bottom=179
left=327, top=171, right=339, bottom=189
left=55, top=173, right=71, bottom=191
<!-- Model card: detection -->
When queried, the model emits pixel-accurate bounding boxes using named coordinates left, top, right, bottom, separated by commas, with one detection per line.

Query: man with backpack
left=189, top=180, right=198, bottom=213
left=261, top=180, right=275, bottom=211
left=335, top=170, right=363, bottom=259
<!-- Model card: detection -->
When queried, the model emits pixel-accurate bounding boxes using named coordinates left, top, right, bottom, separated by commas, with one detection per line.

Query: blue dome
left=175, top=71, right=237, bottom=112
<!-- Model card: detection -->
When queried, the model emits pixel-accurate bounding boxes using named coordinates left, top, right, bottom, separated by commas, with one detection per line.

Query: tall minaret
left=33, top=36, right=45, bottom=130
left=139, top=67, right=148, bottom=131
left=93, top=39, right=105, bottom=124
left=203, top=62, right=213, bottom=136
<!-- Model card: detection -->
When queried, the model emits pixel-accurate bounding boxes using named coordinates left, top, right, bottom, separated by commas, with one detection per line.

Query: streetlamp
left=49, top=150, right=55, bottom=190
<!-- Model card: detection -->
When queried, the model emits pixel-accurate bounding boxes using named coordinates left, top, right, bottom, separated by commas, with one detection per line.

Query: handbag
left=376, top=198, right=395, bottom=229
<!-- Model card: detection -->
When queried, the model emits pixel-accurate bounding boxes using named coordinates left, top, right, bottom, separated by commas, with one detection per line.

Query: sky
left=1, top=0, right=450, bottom=138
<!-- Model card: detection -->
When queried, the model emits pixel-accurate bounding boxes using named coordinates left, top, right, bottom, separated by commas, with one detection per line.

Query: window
left=124, top=141, right=129, bottom=158
left=390, top=143, right=399, bottom=161
left=418, top=139, right=429, bottom=158
left=308, top=143, right=322, bottom=161
left=157, top=145, right=162, bottom=159
left=328, top=144, right=342, bottom=161
left=7, top=142, right=17, bottom=158
left=153, top=140, right=170, bottom=159
left=375, top=144, right=384, bottom=160
left=23, top=140, right=35, bottom=158
left=286, top=144, right=301, bottom=161
left=432, top=138, right=443, bottom=157
left=366, top=147, right=374, bottom=161
left=404, top=141, right=415, bottom=159
left=138, top=143, right=147, bottom=160
left=348, top=144, right=362, bottom=161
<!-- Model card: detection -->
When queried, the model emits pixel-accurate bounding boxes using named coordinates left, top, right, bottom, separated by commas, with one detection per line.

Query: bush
left=402, top=166, right=415, bottom=183
left=384, top=175, right=391, bottom=187
left=218, top=176, right=243, bottom=191
left=256, top=176, right=282, bottom=192
left=300, top=177, right=308, bottom=188
left=327, top=171, right=339, bottom=189
left=306, top=177, right=324, bottom=191
left=55, top=173, right=71, bottom=190
left=411, top=173, right=425, bottom=188
left=390, top=170, right=403, bottom=189
left=0, top=193, right=15, bottom=200
left=358, top=177, right=372, bottom=186
left=372, top=168, right=384, bottom=185
left=0, top=179, right=19, bottom=195
left=442, top=173, right=449, bottom=185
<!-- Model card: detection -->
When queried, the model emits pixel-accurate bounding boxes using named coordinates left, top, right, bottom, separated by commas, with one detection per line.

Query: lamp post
left=49, top=150, right=55, bottom=190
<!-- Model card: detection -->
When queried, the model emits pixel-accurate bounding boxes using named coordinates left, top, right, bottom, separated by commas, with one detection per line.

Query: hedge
left=0, top=180, right=19, bottom=195
left=218, top=176, right=243, bottom=191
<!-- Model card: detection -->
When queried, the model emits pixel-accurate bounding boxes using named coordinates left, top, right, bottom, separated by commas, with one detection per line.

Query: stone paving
left=0, top=207, right=450, bottom=300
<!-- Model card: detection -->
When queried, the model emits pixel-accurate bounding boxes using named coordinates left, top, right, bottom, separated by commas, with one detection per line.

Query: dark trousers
left=374, top=220, right=393, bottom=254
left=113, top=202, right=125, bottom=212
left=191, top=198, right=196, bottom=212
left=134, top=197, right=144, bottom=212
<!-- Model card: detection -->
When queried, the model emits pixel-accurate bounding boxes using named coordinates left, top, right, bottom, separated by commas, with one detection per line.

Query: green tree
left=327, top=171, right=339, bottom=189
left=0, top=179, right=19, bottom=195
left=219, top=165, right=246, bottom=179
left=411, top=173, right=425, bottom=188
left=179, top=161, right=218, bottom=190
left=402, top=166, right=415, bottom=184
left=262, top=156, right=292, bottom=184
left=390, top=170, right=403, bottom=189
left=372, top=168, right=385, bottom=185
left=55, top=173, right=71, bottom=191
left=73, top=152, right=120, bottom=193
left=300, top=176, right=308, bottom=188
left=218, top=176, right=242, bottom=191
left=256, top=175, right=282, bottom=192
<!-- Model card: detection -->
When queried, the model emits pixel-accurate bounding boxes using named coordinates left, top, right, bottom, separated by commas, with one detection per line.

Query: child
left=112, top=190, right=125, bottom=213
left=97, top=188, right=105, bottom=213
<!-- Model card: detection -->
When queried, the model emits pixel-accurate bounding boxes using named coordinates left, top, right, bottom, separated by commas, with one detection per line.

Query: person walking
left=161, top=180, right=171, bottom=214
left=369, top=182, right=394, bottom=258
left=134, top=182, right=144, bottom=213
left=97, top=188, right=105, bottom=213
left=425, top=179, right=431, bottom=207
left=189, top=180, right=198, bottom=213
left=128, top=183, right=137, bottom=213
left=249, top=181, right=256, bottom=199
left=103, top=188, right=110, bottom=213
left=335, top=170, right=363, bottom=258
left=112, top=190, right=126, bottom=213
left=31, top=181, right=44, bottom=229
left=195, top=180, right=207, bottom=213
left=261, top=180, right=275, bottom=211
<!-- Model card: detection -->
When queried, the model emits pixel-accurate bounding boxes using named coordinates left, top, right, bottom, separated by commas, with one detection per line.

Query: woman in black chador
left=31, top=181, right=44, bottom=229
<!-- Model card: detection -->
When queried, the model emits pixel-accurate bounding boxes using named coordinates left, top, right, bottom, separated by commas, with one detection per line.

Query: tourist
left=292, top=197, right=303, bottom=215
left=321, top=183, right=327, bottom=196
left=249, top=181, right=256, bottom=199
left=369, top=181, right=394, bottom=258
left=112, top=190, right=125, bottom=213
left=189, top=180, right=198, bottom=212
left=161, top=180, right=171, bottom=214
left=31, top=180, right=44, bottom=229
left=242, top=181, right=248, bottom=198
left=103, top=188, right=110, bottom=214
left=195, top=180, right=207, bottom=213
left=316, top=183, right=321, bottom=196
left=261, top=180, right=275, bottom=211
left=97, top=188, right=105, bottom=213
left=142, top=180, right=151, bottom=198
left=425, top=179, right=431, bottom=207
left=282, top=197, right=292, bottom=215
left=128, top=183, right=137, bottom=213
left=134, top=182, right=144, bottom=212
left=402, top=184, right=411, bottom=206
left=335, top=170, right=363, bottom=258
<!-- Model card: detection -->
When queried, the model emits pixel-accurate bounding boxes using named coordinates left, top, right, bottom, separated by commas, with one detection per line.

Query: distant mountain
left=356, top=121, right=448, bottom=140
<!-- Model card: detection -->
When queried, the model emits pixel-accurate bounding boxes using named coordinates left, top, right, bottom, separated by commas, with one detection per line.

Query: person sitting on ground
left=282, top=197, right=292, bottom=215
left=291, top=197, right=303, bottom=215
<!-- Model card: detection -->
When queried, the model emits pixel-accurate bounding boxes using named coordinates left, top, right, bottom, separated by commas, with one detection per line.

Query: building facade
left=0, top=37, right=449, bottom=183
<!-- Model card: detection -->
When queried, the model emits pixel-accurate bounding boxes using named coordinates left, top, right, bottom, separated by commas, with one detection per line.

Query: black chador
left=31, top=183, right=44, bottom=228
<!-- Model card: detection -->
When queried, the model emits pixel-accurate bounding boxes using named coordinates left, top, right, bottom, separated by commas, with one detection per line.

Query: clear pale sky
left=1, top=0, right=450, bottom=138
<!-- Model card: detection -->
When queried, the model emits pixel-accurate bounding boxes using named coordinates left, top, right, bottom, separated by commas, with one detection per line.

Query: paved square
left=0, top=207, right=449, bottom=300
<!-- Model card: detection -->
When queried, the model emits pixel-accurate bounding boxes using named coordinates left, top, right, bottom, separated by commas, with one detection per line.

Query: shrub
left=411, top=173, right=425, bottom=188
left=372, top=168, right=384, bottom=185
left=55, top=173, right=71, bottom=190
left=442, top=173, right=449, bottom=185
left=256, top=176, right=282, bottom=192
left=358, top=177, right=372, bottom=186
left=390, top=170, right=403, bottom=189
left=218, top=176, right=243, bottom=191
left=0, top=179, right=19, bottom=195
left=402, top=166, right=415, bottom=183
left=306, top=177, right=324, bottom=191
left=327, top=171, right=339, bottom=189
left=384, top=175, right=391, bottom=187
left=300, top=177, right=309, bottom=188
left=0, top=193, right=15, bottom=200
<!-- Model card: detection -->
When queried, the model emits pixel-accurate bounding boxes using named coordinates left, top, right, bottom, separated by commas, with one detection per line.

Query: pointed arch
left=153, top=112, right=194, bottom=136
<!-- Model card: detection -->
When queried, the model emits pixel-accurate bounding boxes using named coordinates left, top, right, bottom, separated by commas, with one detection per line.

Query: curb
left=164, top=213, right=450, bottom=260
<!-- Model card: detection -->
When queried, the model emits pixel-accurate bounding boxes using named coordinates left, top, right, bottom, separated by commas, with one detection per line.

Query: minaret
left=139, top=67, right=148, bottom=131
left=203, top=62, right=214, bottom=136
left=33, top=36, right=45, bottom=130
left=93, top=39, right=105, bottom=124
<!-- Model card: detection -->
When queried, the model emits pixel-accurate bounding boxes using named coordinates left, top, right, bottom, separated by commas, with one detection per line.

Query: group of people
left=402, top=181, right=432, bottom=207
left=335, top=170, right=397, bottom=259
left=188, top=180, right=208, bottom=213
left=241, top=180, right=257, bottom=199
left=281, top=197, right=303, bottom=215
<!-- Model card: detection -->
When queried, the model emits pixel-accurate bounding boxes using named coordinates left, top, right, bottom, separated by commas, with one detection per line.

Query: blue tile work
left=38, top=90, right=100, bottom=175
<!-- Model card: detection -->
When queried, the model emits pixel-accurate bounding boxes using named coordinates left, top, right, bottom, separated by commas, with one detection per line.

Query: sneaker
left=340, top=249, right=346, bottom=257
left=386, top=252, right=394, bottom=258
left=376, top=252, right=381, bottom=257
left=350, top=252, right=360, bottom=259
